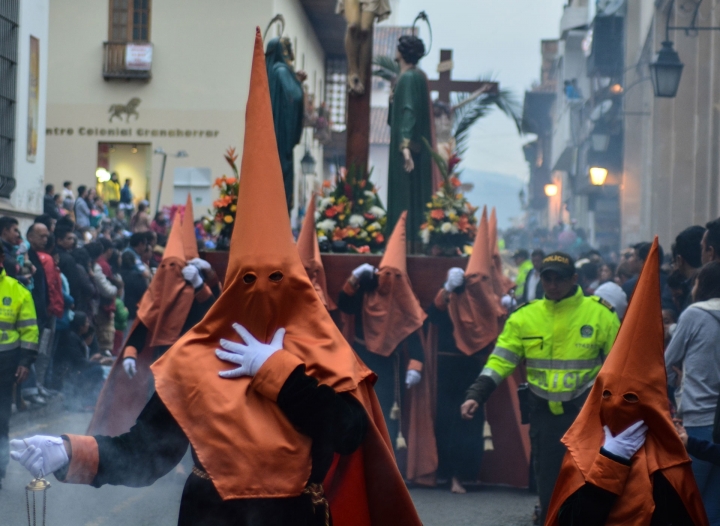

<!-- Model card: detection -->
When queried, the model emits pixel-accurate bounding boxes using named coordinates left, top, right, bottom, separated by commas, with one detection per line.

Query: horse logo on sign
left=109, top=98, right=141, bottom=123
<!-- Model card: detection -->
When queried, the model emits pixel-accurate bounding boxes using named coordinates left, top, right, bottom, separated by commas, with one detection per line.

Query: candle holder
left=25, top=478, right=50, bottom=526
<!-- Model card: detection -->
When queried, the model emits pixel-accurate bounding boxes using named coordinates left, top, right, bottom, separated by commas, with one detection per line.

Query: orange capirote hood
left=297, top=194, right=336, bottom=310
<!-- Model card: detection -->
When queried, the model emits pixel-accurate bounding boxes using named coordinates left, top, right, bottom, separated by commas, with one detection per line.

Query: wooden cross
left=428, top=49, right=498, bottom=103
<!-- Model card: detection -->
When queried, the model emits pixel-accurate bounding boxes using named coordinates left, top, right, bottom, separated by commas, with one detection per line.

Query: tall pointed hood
left=447, top=207, right=502, bottom=355
left=297, top=194, right=336, bottom=310
left=489, top=207, right=515, bottom=296
left=546, top=239, right=708, bottom=526
left=182, top=193, right=199, bottom=260
left=362, top=211, right=426, bottom=357
left=151, top=29, right=422, bottom=525
left=135, top=216, right=195, bottom=347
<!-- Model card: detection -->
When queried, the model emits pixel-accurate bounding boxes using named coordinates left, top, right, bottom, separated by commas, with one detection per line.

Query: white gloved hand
left=444, top=267, right=465, bottom=292
left=10, top=435, right=69, bottom=478
left=123, top=357, right=137, bottom=379
left=602, top=420, right=648, bottom=460
left=405, top=369, right=422, bottom=389
left=501, top=294, right=517, bottom=310
left=182, top=264, right=204, bottom=289
left=216, top=324, right=285, bottom=379
left=188, top=258, right=211, bottom=271
left=351, top=263, right=377, bottom=280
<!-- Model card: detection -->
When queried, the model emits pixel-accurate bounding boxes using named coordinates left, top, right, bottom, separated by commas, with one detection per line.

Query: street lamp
left=544, top=183, right=558, bottom=197
left=300, top=150, right=316, bottom=175
left=650, top=41, right=684, bottom=98
left=154, top=148, right=189, bottom=214
left=589, top=166, right=609, bottom=186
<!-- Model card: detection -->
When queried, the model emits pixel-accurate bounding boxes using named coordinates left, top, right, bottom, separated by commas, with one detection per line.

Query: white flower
left=349, top=214, right=366, bottom=228
left=369, top=222, right=382, bottom=231
left=364, top=190, right=375, bottom=198
left=318, top=235, right=328, bottom=242
left=421, top=228, right=431, bottom=244
left=369, top=206, right=386, bottom=219
left=319, top=197, right=333, bottom=210
left=358, top=230, right=369, bottom=239
left=441, top=222, right=453, bottom=233
left=437, top=190, right=445, bottom=198
left=450, top=224, right=459, bottom=234
left=317, top=219, right=336, bottom=232
left=314, top=210, right=321, bottom=222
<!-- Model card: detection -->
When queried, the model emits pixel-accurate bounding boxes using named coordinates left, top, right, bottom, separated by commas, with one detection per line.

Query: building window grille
left=109, top=0, right=151, bottom=42
left=325, top=58, right=347, bottom=132
left=0, top=0, right=18, bottom=198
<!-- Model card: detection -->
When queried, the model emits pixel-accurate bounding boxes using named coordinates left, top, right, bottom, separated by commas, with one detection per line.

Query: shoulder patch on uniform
left=594, top=296, right=616, bottom=312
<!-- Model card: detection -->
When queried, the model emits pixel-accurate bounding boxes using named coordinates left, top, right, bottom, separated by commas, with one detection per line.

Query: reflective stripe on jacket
left=0, top=269, right=39, bottom=352
left=481, top=286, right=620, bottom=413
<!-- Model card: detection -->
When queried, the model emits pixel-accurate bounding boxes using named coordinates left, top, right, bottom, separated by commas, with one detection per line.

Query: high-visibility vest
left=481, top=286, right=620, bottom=414
left=0, top=270, right=39, bottom=352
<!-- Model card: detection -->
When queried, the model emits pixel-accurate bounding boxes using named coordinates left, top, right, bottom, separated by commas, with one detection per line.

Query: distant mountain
left=461, top=169, right=526, bottom=230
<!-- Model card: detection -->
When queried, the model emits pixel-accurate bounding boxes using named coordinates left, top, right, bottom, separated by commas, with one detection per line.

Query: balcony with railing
left=103, top=42, right=153, bottom=80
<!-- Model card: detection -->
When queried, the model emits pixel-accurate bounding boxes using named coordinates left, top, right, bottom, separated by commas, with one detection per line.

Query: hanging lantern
left=544, top=183, right=559, bottom=197
left=26, top=477, right=50, bottom=526
left=650, top=41, right=684, bottom=98
left=589, top=166, right=609, bottom=186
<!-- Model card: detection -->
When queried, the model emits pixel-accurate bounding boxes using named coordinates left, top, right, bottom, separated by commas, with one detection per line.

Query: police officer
left=0, top=244, right=39, bottom=488
left=460, top=252, right=620, bottom=524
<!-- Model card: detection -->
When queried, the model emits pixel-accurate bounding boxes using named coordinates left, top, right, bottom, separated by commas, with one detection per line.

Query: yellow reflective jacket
left=0, top=270, right=39, bottom=353
left=481, top=286, right=620, bottom=414
left=514, top=259, right=534, bottom=299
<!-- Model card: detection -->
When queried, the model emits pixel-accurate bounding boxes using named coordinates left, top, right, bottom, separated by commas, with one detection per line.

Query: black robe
left=59, top=365, right=368, bottom=526
left=426, top=301, right=488, bottom=481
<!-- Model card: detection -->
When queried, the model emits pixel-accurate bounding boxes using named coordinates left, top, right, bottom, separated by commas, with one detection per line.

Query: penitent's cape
left=406, top=207, right=530, bottom=487
left=361, top=211, right=426, bottom=357
left=297, top=194, right=336, bottom=311
left=545, top=239, right=708, bottom=526
left=87, top=222, right=196, bottom=436
left=151, top=28, right=422, bottom=525
left=489, top=207, right=515, bottom=298
left=182, top=192, right=200, bottom=261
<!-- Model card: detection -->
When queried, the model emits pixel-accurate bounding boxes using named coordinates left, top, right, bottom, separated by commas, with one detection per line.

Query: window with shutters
left=0, top=0, right=19, bottom=198
left=108, top=0, right=151, bottom=43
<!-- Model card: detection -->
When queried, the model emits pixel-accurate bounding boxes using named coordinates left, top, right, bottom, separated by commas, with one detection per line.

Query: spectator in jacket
left=671, top=226, right=706, bottom=314
left=119, top=178, right=133, bottom=213
left=520, top=249, right=544, bottom=303
left=86, top=241, right=118, bottom=353
left=124, top=233, right=150, bottom=280
left=43, top=184, right=60, bottom=220
left=129, top=201, right=150, bottom=233
left=0, top=216, right=27, bottom=285
left=70, top=248, right=97, bottom=319
left=54, top=313, right=106, bottom=410
left=74, top=185, right=91, bottom=231
left=102, top=172, right=121, bottom=218
left=701, top=218, right=720, bottom=265
left=665, top=261, right=720, bottom=523
left=119, top=250, right=147, bottom=328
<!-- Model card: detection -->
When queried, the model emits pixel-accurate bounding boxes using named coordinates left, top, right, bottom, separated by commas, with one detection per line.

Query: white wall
left=8, top=0, right=49, bottom=224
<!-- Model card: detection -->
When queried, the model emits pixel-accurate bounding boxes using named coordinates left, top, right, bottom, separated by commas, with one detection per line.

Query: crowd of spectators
left=4, top=183, right=189, bottom=414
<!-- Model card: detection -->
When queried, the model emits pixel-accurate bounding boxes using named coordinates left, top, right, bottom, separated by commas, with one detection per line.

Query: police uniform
left=465, top=253, right=620, bottom=523
left=0, top=268, right=39, bottom=481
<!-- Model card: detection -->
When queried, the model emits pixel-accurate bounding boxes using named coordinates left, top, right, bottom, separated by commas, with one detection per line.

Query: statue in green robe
left=387, top=35, right=434, bottom=253
left=265, top=37, right=306, bottom=212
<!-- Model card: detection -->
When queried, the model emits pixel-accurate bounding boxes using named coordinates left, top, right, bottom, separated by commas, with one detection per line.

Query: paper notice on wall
left=125, top=44, right=153, bottom=71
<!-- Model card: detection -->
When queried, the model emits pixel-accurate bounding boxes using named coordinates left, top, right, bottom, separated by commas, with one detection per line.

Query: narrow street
left=2, top=408, right=537, bottom=525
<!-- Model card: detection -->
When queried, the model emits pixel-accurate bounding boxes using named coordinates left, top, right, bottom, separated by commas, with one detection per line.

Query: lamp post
left=650, top=41, right=684, bottom=98
left=154, top=148, right=188, bottom=214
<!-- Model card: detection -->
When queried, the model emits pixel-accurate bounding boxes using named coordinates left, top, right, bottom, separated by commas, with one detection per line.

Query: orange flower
left=430, top=209, right=445, bottom=220
left=325, top=207, right=338, bottom=218
left=213, top=177, right=225, bottom=188
left=332, top=227, right=347, bottom=241
left=450, top=176, right=461, bottom=188
left=457, top=216, right=470, bottom=232
left=374, top=233, right=385, bottom=244
left=225, top=177, right=237, bottom=185
left=322, top=180, right=332, bottom=188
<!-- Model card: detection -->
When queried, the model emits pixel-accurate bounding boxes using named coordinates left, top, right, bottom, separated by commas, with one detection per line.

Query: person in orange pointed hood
left=418, top=206, right=504, bottom=492
left=182, top=192, right=222, bottom=295
left=14, top=28, right=423, bottom=526
left=489, top=207, right=516, bottom=302
left=86, top=214, right=218, bottom=436
left=545, top=238, right=708, bottom=526
left=337, top=211, right=427, bottom=451
left=297, top=193, right=336, bottom=310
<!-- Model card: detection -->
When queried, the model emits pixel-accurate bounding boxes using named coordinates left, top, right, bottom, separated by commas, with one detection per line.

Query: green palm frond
left=452, top=79, right=522, bottom=156
left=372, top=55, right=400, bottom=83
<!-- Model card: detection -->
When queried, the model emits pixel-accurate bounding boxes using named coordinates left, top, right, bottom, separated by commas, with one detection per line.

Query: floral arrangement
left=211, top=147, right=239, bottom=250
left=315, top=166, right=387, bottom=253
left=420, top=139, right=478, bottom=256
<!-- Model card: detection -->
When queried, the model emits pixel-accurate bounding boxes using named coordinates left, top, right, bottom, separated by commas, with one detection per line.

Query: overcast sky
left=391, top=0, right=567, bottom=182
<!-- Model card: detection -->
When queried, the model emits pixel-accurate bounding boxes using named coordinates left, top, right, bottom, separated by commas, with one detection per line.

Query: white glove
left=10, top=435, right=69, bottom=478
left=123, top=357, right=137, bottom=379
left=405, top=369, right=422, bottom=389
left=501, top=294, right=517, bottom=310
left=444, top=267, right=465, bottom=292
left=602, top=420, right=648, bottom=460
left=188, top=258, right=211, bottom=271
left=216, top=324, right=285, bottom=379
left=352, top=263, right=376, bottom=280
left=182, top=264, right=204, bottom=289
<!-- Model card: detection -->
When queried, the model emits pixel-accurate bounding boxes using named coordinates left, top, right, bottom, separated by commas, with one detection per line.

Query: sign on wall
left=125, top=44, right=153, bottom=71
left=27, top=36, right=39, bottom=163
